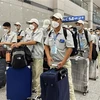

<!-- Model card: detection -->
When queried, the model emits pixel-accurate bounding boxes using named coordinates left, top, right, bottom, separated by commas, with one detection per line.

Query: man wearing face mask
left=12, top=18, right=44, bottom=100
left=45, top=13, right=76, bottom=100
left=0, top=22, right=17, bottom=50
left=75, top=20, right=92, bottom=60
left=41, top=19, right=52, bottom=42
left=14, top=22, right=25, bottom=42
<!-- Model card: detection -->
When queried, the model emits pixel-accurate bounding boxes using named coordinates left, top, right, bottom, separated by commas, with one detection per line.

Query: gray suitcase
left=0, top=59, right=6, bottom=88
left=89, top=59, right=99, bottom=80
left=70, top=56, right=89, bottom=95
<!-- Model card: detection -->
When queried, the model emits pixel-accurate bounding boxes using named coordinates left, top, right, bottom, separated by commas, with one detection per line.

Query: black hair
left=3, top=22, right=11, bottom=27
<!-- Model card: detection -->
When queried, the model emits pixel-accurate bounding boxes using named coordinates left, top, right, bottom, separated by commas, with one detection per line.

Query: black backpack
left=48, top=28, right=90, bottom=56
left=11, top=46, right=33, bottom=69
left=92, top=44, right=98, bottom=60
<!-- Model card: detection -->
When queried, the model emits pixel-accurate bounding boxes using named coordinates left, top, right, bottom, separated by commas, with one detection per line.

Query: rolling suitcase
left=40, top=68, right=69, bottom=100
left=89, top=59, right=99, bottom=80
left=6, top=66, right=32, bottom=100
left=0, top=59, right=6, bottom=88
left=70, top=56, right=89, bottom=95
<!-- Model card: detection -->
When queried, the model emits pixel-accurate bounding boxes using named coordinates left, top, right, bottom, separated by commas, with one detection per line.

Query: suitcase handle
left=55, top=68, right=68, bottom=80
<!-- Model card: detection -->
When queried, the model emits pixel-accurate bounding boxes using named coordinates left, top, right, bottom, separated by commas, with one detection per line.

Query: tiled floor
left=0, top=75, right=100, bottom=100
left=0, top=56, right=100, bottom=100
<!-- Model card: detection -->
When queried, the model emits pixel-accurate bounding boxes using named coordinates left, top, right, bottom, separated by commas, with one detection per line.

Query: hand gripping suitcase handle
left=59, top=68, right=67, bottom=74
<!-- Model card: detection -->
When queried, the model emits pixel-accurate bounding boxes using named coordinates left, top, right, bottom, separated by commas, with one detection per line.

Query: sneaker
left=32, top=95, right=41, bottom=100
left=36, top=96, right=42, bottom=100
left=32, top=90, right=36, bottom=93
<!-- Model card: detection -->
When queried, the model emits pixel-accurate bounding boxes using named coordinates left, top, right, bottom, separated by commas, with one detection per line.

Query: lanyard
left=6, top=35, right=9, bottom=41
left=53, top=33, right=59, bottom=44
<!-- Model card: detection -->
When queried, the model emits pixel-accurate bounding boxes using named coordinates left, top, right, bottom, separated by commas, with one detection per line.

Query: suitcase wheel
left=83, top=90, right=89, bottom=96
left=83, top=93, right=86, bottom=96
left=0, top=81, right=6, bottom=88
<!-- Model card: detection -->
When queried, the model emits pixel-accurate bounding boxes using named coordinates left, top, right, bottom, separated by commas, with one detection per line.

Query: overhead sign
left=63, top=15, right=85, bottom=22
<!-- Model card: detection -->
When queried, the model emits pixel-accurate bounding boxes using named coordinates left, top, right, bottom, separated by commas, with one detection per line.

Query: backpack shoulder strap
left=48, top=28, right=68, bottom=39
left=63, top=27, right=67, bottom=39
left=18, top=30, right=23, bottom=36
left=48, top=30, right=52, bottom=37
left=84, top=30, right=89, bottom=46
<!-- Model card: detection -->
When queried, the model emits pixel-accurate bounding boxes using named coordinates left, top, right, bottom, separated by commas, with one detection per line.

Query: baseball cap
left=76, top=20, right=84, bottom=25
left=27, top=18, right=39, bottom=25
left=43, top=19, right=50, bottom=28
left=63, top=25, right=68, bottom=29
left=69, top=25, right=73, bottom=28
left=51, top=13, right=63, bottom=20
left=14, top=22, right=21, bottom=26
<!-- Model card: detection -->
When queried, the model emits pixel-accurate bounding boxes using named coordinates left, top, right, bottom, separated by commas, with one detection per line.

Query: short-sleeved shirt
left=32, top=28, right=44, bottom=59
left=91, top=34, right=99, bottom=52
left=15, top=29, right=25, bottom=42
left=40, top=27, right=52, bottom=42
left=77, top=30, right=92, bottom=50
left=1, top=31, right=17, bottom=50
left=45, top=27, right=74, bottom=62
left=24, top=31, right=33, bottom=51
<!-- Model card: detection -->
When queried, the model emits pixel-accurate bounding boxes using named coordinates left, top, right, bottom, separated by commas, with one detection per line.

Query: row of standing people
left=0, top=12, right=100, bottom=100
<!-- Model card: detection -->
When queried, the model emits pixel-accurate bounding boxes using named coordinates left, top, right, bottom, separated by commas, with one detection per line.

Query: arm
left=18, top=41, right=37, bottom=46
left=0, top=42, right=15, bottom=46
left=58, top=48, right=72, bottom=68
left=88, top=41, right=92, bottom=60
left=11, top=40, right=37, bottom=48
left=62, top=48, right=72, bottom=63
left=88, top=32, right=93, bottom=60
left=45, top=45, right=51, bottom=58
left=45, top=45, right=53, bottom=66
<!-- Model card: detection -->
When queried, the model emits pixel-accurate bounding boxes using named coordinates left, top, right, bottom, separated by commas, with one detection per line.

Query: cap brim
left=75, top=22, right=84, bottom=25
left=26, top=21, right=33, bottom=24
left=14, top=24, right=21, bottom=26
left=50, top=15, right=60, bottom=20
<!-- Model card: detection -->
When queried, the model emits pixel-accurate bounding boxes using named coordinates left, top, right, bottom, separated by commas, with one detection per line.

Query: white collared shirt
left=45, top=27, right=74, bottom=62
left=1, top=31, right=17, bottom=50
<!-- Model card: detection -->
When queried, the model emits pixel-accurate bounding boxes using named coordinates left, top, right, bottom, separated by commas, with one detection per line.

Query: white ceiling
left=93, top=0, right=100, bottom=7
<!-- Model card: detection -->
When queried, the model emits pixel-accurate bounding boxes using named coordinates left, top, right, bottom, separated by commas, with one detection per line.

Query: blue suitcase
left=6, top=66, right=32, bottom=100
left=0, top=59, right=6, bottom=88
left=40, top=68, right=69, bottom=100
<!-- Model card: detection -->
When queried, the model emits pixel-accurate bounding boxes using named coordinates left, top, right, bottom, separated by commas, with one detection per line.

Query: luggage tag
left=51, top=45, right=57, bottom=55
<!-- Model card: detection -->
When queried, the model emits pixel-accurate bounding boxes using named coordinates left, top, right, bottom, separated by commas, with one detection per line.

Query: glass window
left=70, top=0, right=88, bottom=10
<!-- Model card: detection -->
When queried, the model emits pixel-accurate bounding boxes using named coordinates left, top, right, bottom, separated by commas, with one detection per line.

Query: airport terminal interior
left=0, top=0, right=100, bottom=100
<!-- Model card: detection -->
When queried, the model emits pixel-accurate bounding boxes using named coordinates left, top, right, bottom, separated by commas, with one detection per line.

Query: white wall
left=0, top=0, right=90, bottom=38
left=31, top=0, right=54, bottom=8
left=0, top=0, right=53, bottom=37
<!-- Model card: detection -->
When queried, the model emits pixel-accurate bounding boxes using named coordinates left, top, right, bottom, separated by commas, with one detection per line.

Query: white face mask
left=29, top=25, right=35, bottom=30
left=76, top=26, right=82, bottom=31
left=15, top=26, right=19, bottom=30
left=96, top=32, right=100, bottom=35
left=4, top=29, right=9, bottom=33
left=52, top=21, right=59, bottom=28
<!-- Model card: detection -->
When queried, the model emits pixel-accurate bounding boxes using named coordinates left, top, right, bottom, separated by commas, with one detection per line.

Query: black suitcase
left=0, top=59, right=6, bottom=88
left=40, top=68, right=69, bottom=100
